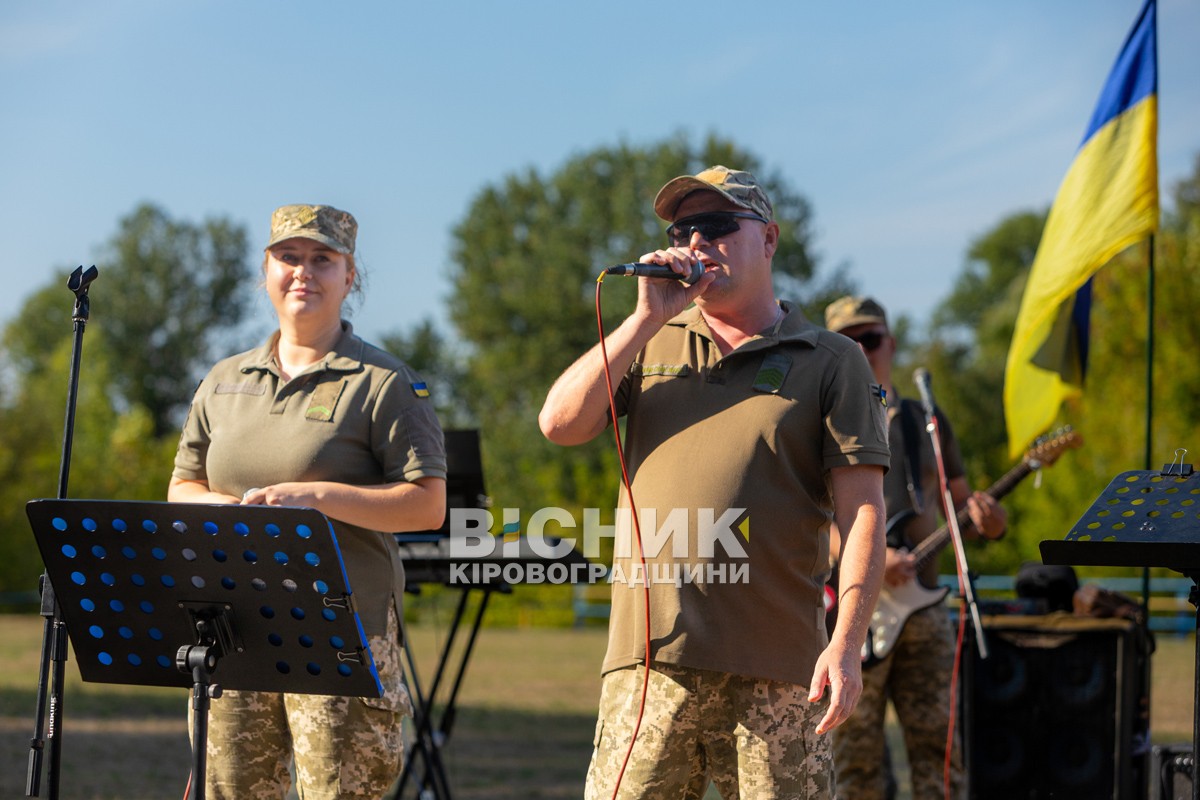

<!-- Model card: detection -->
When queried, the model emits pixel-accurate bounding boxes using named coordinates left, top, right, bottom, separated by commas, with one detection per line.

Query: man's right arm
left=538, top=312, right=660, bottom=446
left=538, top=247, right=714, bottom=446
left=810, top=463, right=886, bottom=733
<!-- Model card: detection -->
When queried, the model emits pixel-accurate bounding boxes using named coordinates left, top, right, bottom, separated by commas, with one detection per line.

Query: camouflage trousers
left=585, top=662, right=832, bottom=799
left=191, top=605, right=413, bottom=800
left=831, top=604, right=963, bottom=800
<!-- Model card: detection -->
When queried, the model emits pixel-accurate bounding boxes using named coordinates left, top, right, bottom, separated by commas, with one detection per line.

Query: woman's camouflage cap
left=266, top=204, right=357, bottom=254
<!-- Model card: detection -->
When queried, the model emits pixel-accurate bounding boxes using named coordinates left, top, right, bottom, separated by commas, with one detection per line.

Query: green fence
left=573, top=575, right=1198, bottom=634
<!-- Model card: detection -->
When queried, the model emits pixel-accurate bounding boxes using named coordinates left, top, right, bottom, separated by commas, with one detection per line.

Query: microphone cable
left=946, top=586, right=968, bottom=800
left=923, top=406, right=968, bottom=800
left=594, top=271, right=654, bottom=800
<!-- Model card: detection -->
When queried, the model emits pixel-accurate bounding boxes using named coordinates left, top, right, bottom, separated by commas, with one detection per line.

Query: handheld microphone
left=913, top=368, right=935, bottom=416
left=604, top=260, right=705, bottom=284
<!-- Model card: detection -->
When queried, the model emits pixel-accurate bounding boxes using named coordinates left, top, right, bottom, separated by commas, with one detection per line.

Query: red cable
left=925, top=409, right=968, bottom=800
left=594, top=274, right=653, bottom=800
left=946, top=599, right=967, bottom=799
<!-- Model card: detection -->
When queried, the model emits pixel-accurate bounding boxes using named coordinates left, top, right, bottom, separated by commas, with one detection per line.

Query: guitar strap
left=889, top=398, right=926, bottom=549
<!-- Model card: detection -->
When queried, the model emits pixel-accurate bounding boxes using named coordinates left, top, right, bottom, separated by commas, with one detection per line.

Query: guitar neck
left=909, top=458, right=1033, bottom=568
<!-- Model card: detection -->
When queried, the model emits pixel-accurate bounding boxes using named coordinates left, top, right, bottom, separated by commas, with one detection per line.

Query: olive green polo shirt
left=173, top=322, right=446, bottom=635
left=603, top=302, right=890, bottom=687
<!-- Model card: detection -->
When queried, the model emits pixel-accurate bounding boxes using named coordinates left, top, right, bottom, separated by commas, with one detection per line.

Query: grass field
left=1, top=611, right=1195, bottom=800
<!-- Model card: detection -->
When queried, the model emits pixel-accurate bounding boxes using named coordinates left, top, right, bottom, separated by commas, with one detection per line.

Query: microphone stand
left=920, top=398, right=988, bottom=661
left=27, top=265, right=99, bottom=799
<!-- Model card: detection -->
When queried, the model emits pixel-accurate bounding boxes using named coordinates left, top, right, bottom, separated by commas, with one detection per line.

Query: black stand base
left=1187, top=579, right=1200, bottom=800
left=1041, top=466, right=1200, bottom=800
left=176, top=606, right=235, bottom=800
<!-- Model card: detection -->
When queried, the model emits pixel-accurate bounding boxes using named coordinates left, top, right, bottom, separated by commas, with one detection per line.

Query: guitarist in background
left=824, top=296, right=1007, bottom=800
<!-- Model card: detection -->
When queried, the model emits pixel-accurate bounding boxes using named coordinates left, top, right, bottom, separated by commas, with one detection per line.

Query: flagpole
left=1141, top=9, right=1160, bottom=791
left=1143, top=235, right=1154, bottom=466
left=1141, top=236, right=1155, bottom=614
left=1140, top=0, right=1158, bottom=736
left=1138, top=236, right=1155, bottom=800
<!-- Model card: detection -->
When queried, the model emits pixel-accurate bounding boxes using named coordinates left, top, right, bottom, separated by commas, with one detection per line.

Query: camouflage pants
left=585, top=662, right=832, bottom=799
left=831, top=604, right=963, bottom=800
left=191, top=606, right=412, bottom=800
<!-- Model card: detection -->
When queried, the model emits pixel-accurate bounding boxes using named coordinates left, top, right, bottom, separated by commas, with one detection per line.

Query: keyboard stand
left=392, top=533, right=589, bottom=800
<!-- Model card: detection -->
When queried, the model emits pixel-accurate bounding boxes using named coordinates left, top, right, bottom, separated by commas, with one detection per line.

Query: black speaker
left=1150, top=744, right=1194, bottom=800
left=962, top=615, right=1148, bottom=799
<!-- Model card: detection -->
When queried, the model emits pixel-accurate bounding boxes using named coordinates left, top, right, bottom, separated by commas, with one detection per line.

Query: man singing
left=540, top=166, right=890, bottom=797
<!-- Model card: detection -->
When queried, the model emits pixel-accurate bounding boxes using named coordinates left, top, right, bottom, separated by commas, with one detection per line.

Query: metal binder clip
left=1163, top=448, right=1194, bottom=477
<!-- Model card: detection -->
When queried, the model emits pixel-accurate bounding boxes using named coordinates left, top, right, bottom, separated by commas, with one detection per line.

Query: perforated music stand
left=27, top=499, right=383, bottom=800
left=1040, top=465, right=1200, bottom=800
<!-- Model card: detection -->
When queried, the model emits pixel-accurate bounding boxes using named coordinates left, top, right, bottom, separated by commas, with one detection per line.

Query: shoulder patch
left=411, top=381, right=431, bottom=398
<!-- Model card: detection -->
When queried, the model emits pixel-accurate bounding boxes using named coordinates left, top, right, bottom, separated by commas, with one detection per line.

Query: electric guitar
left=838, top=429, right=1081, bottom=664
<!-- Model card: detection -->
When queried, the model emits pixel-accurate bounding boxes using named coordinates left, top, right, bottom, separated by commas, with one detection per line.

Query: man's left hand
left=967, top=491, right=1006, bottom=540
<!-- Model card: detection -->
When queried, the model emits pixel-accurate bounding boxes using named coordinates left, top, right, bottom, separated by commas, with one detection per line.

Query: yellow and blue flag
left=1004, top=0, right=1158, bottom=459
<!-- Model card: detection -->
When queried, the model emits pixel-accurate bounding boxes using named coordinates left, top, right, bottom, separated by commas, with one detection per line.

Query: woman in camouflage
left=169, top=204, right=447, bottom=799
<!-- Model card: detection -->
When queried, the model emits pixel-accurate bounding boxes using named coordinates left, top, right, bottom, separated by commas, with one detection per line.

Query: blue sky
left=3, top=0, right=1198, bottom=347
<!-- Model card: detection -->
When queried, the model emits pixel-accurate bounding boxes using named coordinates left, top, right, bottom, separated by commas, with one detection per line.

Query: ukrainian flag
left=1004, top=0, right=1158, bottom=459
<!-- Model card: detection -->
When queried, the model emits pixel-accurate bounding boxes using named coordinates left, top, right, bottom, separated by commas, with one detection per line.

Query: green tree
left=915, top=153, right=1200, bottom=580
left=5, top=204, right=253, bottom=436
left=96, top=204, right=254, bottom=435
left=445, top=134, right=844, bottom=520
left=0, top=337, right=177, bottom=597
left=380, top=320, right=474, bottom=430
left=0, top=204, right=254, bottom=597
left=894, top=210, right=1045, bottom=576
left=913, top=210, right=1045, bottom=484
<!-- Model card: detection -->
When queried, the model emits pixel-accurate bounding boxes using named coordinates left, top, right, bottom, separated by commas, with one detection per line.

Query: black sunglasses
left=848, top=331, right=886, bottom=351
left=666, top=211, right=768, bottom=247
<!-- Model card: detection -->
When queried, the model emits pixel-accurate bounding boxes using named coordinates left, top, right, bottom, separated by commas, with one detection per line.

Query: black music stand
left=27, top=499, right=382, bottom=800
left=1041, top=464, right=1200, bottom=800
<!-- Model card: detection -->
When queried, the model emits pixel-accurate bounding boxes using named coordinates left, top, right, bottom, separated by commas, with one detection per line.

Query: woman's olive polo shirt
left=173, top=323, right=446, bottom=636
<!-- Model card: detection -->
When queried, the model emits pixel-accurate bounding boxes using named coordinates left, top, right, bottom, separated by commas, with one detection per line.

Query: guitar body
left=839, top=428, right=1082, bottom=665
left=862, top=580, right=950, bottom=664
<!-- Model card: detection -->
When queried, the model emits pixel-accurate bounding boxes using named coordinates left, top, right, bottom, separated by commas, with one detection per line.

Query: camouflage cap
left=653, top=165, right=774, bottom=222
left=824, top=295, right=889, bottom=333
left=265, top=204, right=357, bottom=255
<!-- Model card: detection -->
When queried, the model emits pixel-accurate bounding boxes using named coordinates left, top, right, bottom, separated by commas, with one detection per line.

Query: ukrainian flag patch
left=411, top=381, right=431, bottom=398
